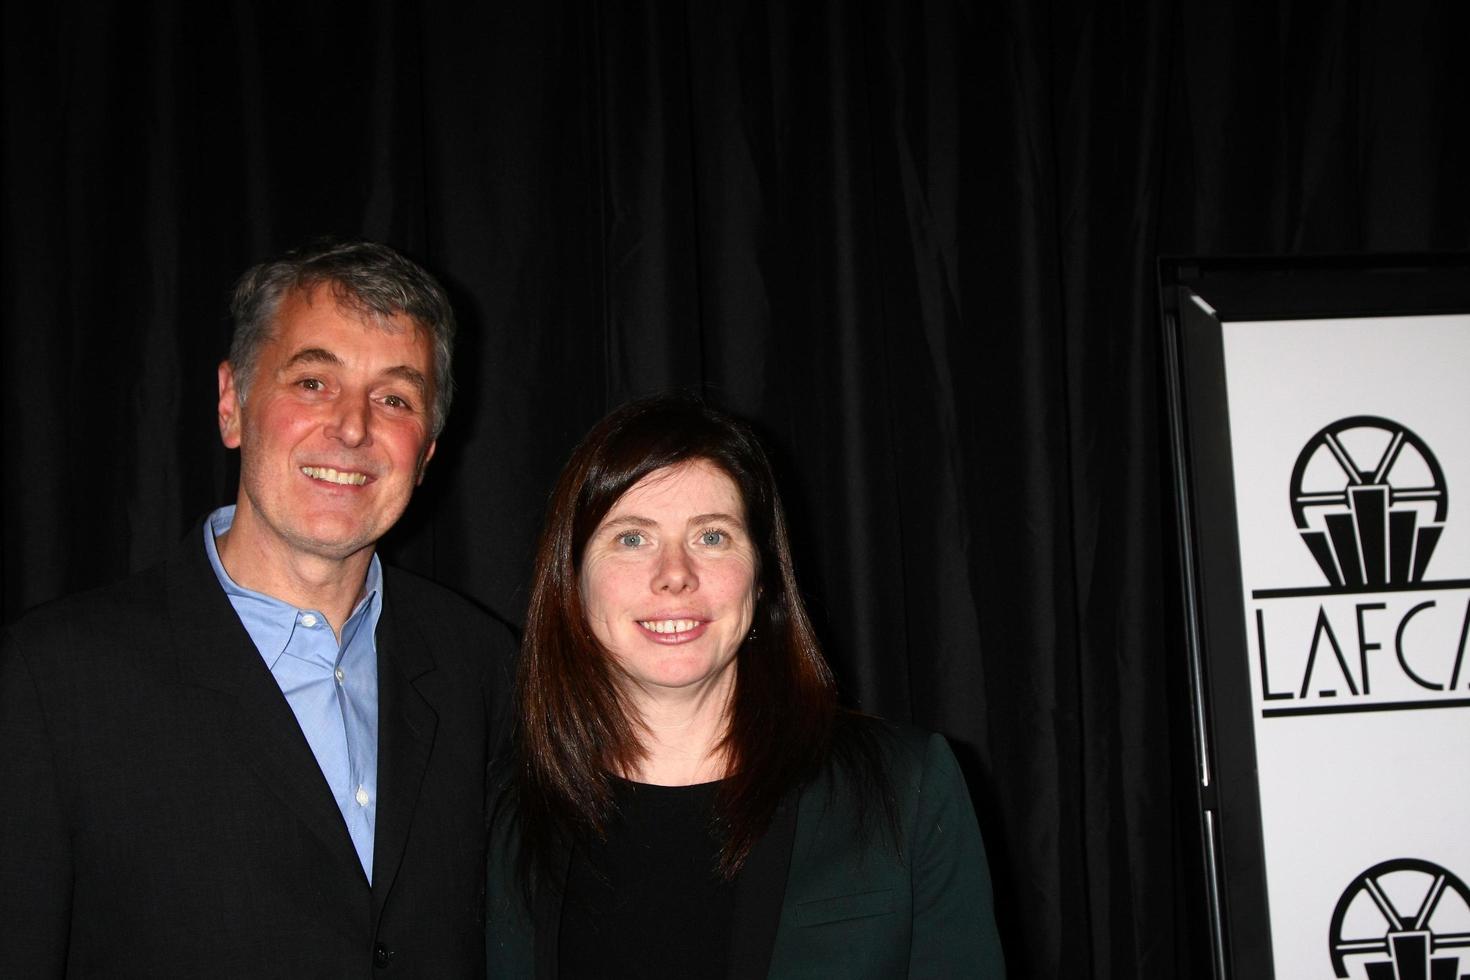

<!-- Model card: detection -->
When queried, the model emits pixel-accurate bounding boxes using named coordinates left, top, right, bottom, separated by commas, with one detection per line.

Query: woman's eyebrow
left=688, top=512, right=744, bottom=527
left=600, top=514, right=658, bottom=528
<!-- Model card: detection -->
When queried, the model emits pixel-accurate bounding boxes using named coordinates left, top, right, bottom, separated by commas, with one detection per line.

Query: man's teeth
left=640, top=619, right=701, bottom=634
left=301, top=466, right=368, bottom=486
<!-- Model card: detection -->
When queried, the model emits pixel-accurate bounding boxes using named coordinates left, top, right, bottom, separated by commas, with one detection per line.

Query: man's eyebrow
left=280, top=350, right=429, bottom=399
left=282, top=347, right=342, bottom=369
left=384, top=364, right=429, bottom=398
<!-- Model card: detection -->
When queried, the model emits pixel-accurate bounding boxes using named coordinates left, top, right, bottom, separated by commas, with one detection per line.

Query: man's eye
left=617, top=532, right=645, bottom=548
left=383, top=394, right=411, bottom=410
left=299, top=378, right=324, bottom=391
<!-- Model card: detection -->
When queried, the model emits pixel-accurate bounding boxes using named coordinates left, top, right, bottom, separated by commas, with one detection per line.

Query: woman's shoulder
left=810, top=715, right=956, bottom=822
left=828, top=713, right=958, bottom=781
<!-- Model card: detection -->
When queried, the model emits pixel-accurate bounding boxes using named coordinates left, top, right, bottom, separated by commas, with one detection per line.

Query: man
left=0, top=241, right=515, bottom=976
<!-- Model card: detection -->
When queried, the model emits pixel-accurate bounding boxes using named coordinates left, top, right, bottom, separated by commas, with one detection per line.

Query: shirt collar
left=203, top=505, right=383, bottom=668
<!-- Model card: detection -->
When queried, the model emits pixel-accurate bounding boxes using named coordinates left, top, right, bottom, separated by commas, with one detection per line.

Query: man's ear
left=415, top=440, right=438, bottom=486
left=217, top=361, right=243, bottom=449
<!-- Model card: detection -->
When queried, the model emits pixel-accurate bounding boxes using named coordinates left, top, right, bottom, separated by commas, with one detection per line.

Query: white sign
left=1221, top=314, right=1470, bottom=979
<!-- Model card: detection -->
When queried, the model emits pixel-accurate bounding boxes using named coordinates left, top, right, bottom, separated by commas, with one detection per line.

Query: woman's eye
left=700, top=530, right=726, bottom=546
left=383, top=394, right=410, bottom=409
left=617, top=532, right=645, bottom=548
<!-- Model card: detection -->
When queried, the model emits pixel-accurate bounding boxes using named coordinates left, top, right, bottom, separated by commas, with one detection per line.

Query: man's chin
left=284, top=522, right=383, bottom=564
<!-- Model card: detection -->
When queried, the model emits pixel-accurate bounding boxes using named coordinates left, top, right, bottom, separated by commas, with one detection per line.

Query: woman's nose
left=653, top=545, right=698, bottom=593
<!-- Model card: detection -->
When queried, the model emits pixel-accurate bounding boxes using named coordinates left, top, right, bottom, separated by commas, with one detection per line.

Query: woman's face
left=579, top=459, right=759, bottom=702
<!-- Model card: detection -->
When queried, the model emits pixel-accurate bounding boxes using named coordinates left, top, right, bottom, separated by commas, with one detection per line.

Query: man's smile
left=301, top=465, right=370, bottom=486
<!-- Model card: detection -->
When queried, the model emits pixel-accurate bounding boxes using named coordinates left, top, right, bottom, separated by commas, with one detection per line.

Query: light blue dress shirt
left=204, top=506, right=381, bottom=883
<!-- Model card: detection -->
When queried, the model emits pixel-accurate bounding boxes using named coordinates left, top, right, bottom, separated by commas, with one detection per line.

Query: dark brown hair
left=515, top=395, right=838, bottom=877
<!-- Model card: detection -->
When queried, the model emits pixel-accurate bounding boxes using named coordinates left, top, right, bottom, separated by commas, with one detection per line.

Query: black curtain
left=5, top=2, right=1467, bottom=976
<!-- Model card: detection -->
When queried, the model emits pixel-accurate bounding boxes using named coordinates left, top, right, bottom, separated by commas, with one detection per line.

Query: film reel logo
left=1330, top=858, right=1470, bottom=979
left=1291, top=417, right=1447, bottom=588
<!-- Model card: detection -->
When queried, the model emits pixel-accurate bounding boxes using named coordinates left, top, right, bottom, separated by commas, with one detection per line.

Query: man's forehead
left=270, top=286, right=430, bottom=354
left=281, top=282, right=422, bottom=333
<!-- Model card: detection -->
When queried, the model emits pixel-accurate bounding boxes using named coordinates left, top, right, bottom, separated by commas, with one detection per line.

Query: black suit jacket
left=487, top=724, right=1005, bottom=978
left=0, top=528, right=516, bottom=978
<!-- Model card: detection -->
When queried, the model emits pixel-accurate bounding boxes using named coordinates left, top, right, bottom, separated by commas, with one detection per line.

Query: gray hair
left=228, top=239, right=457, bottom=437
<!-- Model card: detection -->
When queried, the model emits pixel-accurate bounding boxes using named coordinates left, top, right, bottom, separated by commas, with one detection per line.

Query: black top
left=559, top=778, right=736, bottom=979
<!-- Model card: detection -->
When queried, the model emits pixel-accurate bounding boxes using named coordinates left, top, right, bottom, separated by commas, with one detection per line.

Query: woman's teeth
left=639, top=619, right=701, bottom=634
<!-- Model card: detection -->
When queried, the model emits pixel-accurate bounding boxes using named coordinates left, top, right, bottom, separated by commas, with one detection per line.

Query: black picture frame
left=1158, top=253, right=1470, bottom=980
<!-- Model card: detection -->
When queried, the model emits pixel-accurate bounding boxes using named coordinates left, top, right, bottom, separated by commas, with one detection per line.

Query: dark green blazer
left=486, top=724, right=1005, bottom=978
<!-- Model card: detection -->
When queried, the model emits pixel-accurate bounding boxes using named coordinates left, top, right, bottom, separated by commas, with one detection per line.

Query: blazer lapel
left=727, top=789, right=799, bottom=980
left=369, top=589, right=438, bottom=915
left=532, top=831, right=572, bottom=980
left=163, top=530, right=364, bottom=881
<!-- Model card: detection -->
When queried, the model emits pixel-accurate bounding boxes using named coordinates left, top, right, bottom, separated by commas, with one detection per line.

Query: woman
left=487, top=396, right=1004, bottom=978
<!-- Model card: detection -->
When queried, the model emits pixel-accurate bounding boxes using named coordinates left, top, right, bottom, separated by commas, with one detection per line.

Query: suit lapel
left=369, top=580, right=438, bottom=915
left=727, top=788, right=799, bottom=979
left=163, top=528, right=365, bottom=882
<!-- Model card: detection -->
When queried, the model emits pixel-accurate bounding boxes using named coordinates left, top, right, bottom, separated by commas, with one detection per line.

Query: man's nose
left=326, top=395, right=372, bottom=447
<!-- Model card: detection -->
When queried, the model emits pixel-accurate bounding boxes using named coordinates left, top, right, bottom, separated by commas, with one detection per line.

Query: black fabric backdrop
left=4, top=3, right=1468, bottom=977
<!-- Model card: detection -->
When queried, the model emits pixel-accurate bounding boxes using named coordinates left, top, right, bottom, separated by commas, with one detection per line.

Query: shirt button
left=300, top=613, right=318, bottom=628
left=335, top=667, right=345, bottom=684
left=356, top=786, right=370, bottom=807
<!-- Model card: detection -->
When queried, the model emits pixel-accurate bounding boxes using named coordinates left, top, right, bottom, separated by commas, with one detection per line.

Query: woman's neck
left=623, top=669, right=735, bottom=786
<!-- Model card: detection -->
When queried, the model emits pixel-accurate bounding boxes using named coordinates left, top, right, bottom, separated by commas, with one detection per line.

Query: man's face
left=217, top=285, right=438, bottom=567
